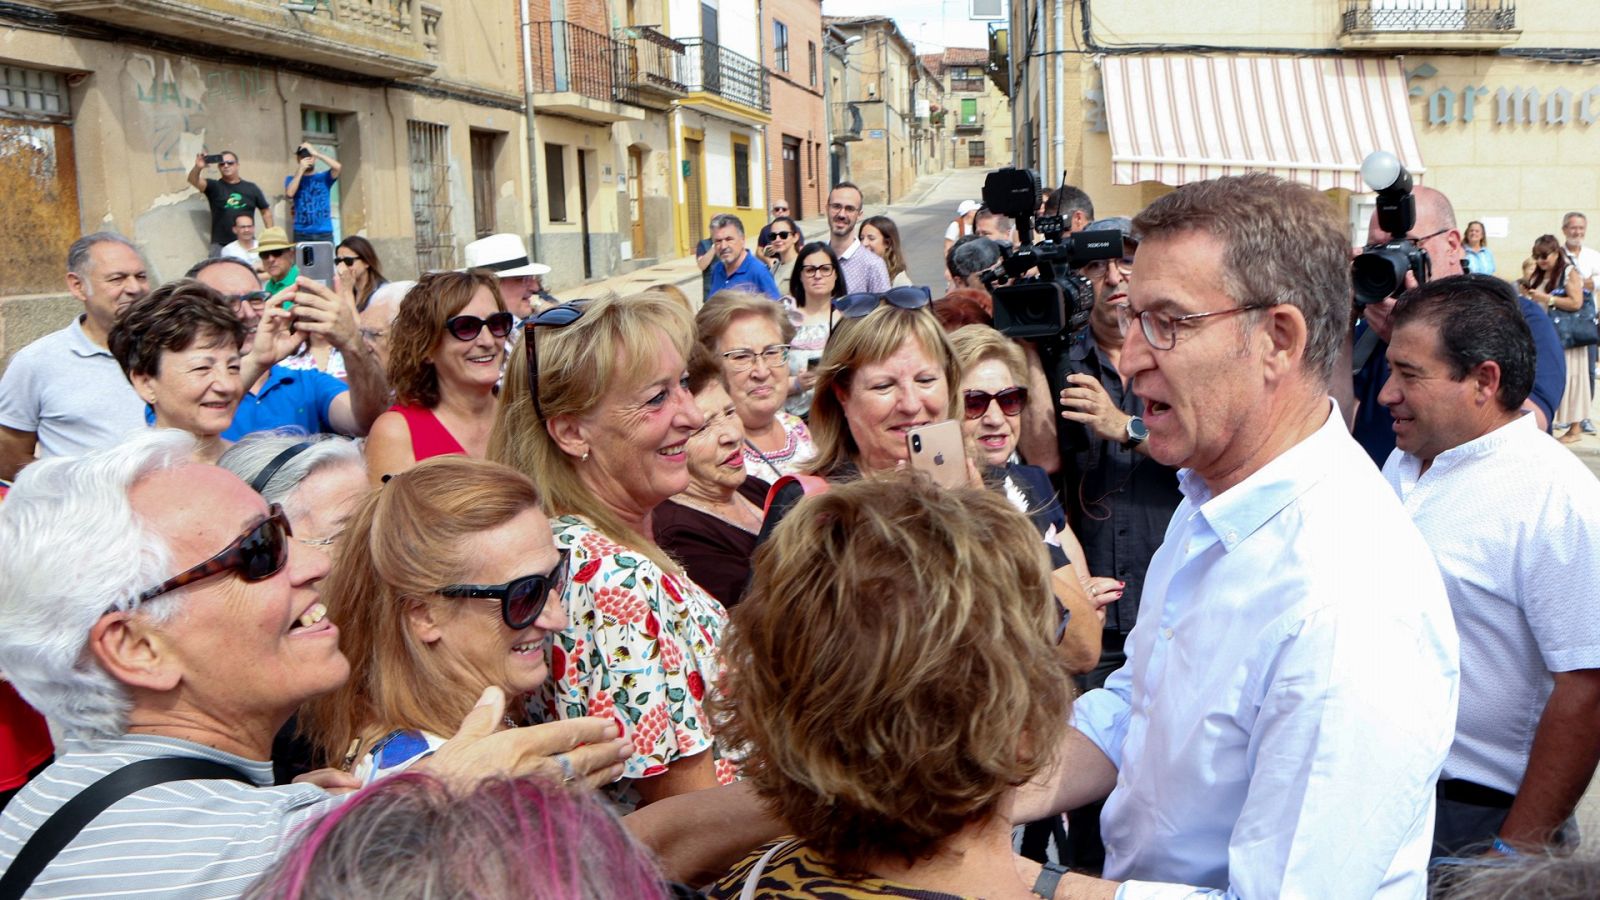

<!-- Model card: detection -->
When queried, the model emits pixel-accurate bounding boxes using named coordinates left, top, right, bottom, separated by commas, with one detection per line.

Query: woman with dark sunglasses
left=364, top=271, right=509, bottom=486
left=763, top=216, right=802, bottom=289
left=299, top=456, right=577, bottom=784
left=333, top=236, right=387, bottom=312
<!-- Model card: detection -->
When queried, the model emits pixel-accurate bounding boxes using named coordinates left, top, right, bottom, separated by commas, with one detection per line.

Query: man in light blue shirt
left=706, top=214, right=780, bottom=299
left=1020, top=174, right=1459, bottom=900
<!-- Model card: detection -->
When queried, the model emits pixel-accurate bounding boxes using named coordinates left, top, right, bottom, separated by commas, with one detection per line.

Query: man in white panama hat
left=463, top=233, right=556, bottom=326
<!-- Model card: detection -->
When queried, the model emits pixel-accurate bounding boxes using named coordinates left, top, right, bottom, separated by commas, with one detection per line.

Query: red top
left=390, top=403, right=467, bottom=461
left=0, top=682, right=52, bottom=790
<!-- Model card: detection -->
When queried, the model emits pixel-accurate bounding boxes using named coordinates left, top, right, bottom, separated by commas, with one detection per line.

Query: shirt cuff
left=1068, top=686, right=1131, bottom=769
left=1117, top=880, right=1227, bottom=900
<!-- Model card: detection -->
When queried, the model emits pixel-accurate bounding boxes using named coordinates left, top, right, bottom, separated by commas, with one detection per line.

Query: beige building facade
left=935, top=47, right=1010, bottom=170
left=823, top=16, right=919, bottom=207
left=1000, top=0, right=1599, bottom=257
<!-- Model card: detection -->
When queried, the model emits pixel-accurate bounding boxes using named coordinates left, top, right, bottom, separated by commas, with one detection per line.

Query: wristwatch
left=1123, top=415, right=1149, bottom=449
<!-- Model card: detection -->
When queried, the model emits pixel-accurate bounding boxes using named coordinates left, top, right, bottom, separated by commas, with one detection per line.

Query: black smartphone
left=295, top=147, right=312, bottom=159
left=807, top=357, right=820, bottom=371
left=203, top=153, right=224, bottom=165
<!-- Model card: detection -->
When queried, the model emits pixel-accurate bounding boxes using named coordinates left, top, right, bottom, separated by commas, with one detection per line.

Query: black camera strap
left=1352, top=326, right=1384, bottom=375
left=0, top=757, right=252, bottom=900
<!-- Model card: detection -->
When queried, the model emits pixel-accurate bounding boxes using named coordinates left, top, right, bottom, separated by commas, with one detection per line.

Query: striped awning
left=1099, top=55, right=1424, bottom=192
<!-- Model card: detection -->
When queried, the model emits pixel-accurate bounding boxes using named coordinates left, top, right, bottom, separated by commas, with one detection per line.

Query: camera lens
left=1351, top=247, right=1410, bottom=307
left=911, top=435, right=922, bottom=452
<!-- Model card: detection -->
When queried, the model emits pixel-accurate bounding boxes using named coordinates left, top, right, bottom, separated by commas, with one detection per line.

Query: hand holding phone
left=296, top=241, right=337, bottom=290
left=906, top=421, right=967, bottom=489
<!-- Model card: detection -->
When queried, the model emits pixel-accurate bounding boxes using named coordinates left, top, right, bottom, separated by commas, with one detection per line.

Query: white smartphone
left=296, top=241, right=336, bottom=289
left=906, top=420, right=967, bottom=489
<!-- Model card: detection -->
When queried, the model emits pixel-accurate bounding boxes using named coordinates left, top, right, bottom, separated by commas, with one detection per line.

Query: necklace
left=675, top=490, right=763, bottom=534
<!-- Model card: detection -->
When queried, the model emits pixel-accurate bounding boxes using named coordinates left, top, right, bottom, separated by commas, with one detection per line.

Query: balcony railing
left=680, top=38, right=770, bottom=112
left=1340, top=0, right=1516, bottom=34
left=528, top=20, right=623, bottom=102
left=831, top=102, right=863, bottom=141
left=955, top=109, right=984, bottom=131
left=950, top=76, right=986, bottom=93
left=615, top=25, right=688, bottom=107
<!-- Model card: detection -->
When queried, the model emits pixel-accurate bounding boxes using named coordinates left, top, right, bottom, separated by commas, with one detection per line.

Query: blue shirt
left=285, top=170, right=336, bottom=235
left=1464, top=246, right=1496, bottom=276
left=708, top=251, right=780, bottom=299
left=1352, top=297, right=1563, bottom=465
left=225, top=364, right=347, bottom=439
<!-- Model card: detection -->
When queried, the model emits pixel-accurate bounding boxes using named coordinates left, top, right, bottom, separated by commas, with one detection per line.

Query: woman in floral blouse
left=490, top=292, right=735, bottom=809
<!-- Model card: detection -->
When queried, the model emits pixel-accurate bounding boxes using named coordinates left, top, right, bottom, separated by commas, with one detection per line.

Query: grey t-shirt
left=0, top=317, right=146, bottom=458
left=0, top=734, right=340, bottom=898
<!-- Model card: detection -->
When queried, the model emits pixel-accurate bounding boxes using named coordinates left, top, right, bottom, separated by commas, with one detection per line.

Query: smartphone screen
left=906, top=420, right=967, bottom=489
left=297, top=241, right=336, bottom=289
left=203, top=154, right=224, bottom=165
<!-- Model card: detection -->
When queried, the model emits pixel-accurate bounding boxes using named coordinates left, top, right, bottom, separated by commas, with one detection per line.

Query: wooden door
left=684, top=138, right=704, bottom=254
left=628, top=148, right=646, bottom=256
left=782, top=137, right=802, bottom=220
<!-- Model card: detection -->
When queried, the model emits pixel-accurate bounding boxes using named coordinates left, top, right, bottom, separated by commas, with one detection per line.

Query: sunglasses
left=335, top=256, right=360, bottom=267
left=258, top=248, right=291, bottom=260
left=439, top=549, right=570, bottom=629
left=769, top=230, right=793, bottom=240
left=830, top=286, right=932, bottom=334
left=963, top=386, right=1029, bottom=419
left=524, top=301, right=591, bottom=420
left=772, top=206, right=789, bottom=212
left=128, top=505, right=292, bottom=606
left=444, top=311, right=514, bottom=342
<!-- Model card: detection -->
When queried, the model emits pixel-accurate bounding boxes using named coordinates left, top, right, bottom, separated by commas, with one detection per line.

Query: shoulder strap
left=739, top=838, right=797, bottom=900
left=0, top=757, right=252, bottom=900
left=1352, top=324, right=1383, bottom=375
left=1031, top=861, right=1068, bottom=898
left=760, top=474, right=829, bottom=516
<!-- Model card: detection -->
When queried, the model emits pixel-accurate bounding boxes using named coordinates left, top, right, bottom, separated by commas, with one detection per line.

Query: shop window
left=733, top=137, right=751, bottom=208
left=774, top=21, right=789, bottom=72
left=408, top=120, right=455, bottom=272
left=545, top=143, right=568, bottom=223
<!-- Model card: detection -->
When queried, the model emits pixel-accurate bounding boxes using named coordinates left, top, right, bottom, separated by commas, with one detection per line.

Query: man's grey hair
left=217, top=431, right=365, bottom=520
left=0, top=429, right=198, bottom=741
left=365, top=280, right=415, bottom=324
left=1564, top=211, right=1587, bottom=227
left=709, top=213, right=745, bottom=236
left=67, top=232, right=142, bottom=281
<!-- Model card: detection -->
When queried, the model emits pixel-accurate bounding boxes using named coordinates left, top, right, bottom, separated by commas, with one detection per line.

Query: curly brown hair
left=385, top=270, right=505, bottom=408
left=107, top=279, right=246, bottom=380
left=712, top=473, right=1072, bottom=873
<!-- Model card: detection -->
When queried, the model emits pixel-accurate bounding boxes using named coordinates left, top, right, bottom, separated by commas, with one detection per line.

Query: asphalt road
left=874, top=167, right=993, bottom=291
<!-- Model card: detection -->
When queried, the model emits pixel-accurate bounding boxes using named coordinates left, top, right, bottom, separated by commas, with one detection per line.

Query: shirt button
left=1162, top=627, right=1174, bottom=639
left=1225, top=530, right=1238, bottom=543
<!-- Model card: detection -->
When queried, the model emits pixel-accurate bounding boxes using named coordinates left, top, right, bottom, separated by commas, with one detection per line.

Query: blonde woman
left=490, top=293, right=734, bottom=809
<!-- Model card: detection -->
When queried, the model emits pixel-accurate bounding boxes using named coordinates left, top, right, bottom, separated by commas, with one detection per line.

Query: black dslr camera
left=1351, top=152, right=1430, bottom=307
left=981, top=168, right=1122, bottom=340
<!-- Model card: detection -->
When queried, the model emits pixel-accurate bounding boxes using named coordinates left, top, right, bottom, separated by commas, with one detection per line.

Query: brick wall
left=763, top=0, right=827, bottom=221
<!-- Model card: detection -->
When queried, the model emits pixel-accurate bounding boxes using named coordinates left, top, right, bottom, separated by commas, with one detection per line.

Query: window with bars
left=774, top=22, right=789, bottom=72
left=733, top=138, right=750, bottom=208
left=0, top=67, right=69, bottom=120
left=408, top=121, right=456, bottom=272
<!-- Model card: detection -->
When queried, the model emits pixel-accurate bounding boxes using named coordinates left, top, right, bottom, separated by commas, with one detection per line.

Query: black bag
left=1549, top=288, right=1599, bottom=349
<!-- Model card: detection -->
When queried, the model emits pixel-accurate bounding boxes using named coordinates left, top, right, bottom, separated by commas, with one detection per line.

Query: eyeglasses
left=769, top=231, right=793, bottom=240
left=219, top=160, right=238, bottom=167
left=1082, top=257, right=1135, bottom=278
left=772, top=206, right=789, bottom=213
left=444, top=312, right=514, bottom=342
left=722, top=344, right=789, bottom=373
left=801, top=264, right=835, bottom=278
left=829, top=202, right=861, bottom=215
left=1116, top=301, right=1279, bottom=351
left=259, top=248, right=291, bottom=260
left=359, top=326, right=388, bottom=342
left=439, top=550, right=570, bottom=630
left=224, top=290, right=272, bottom=309
left=963, top=386, right=1028, bottom=419
left=335, top=256, right=360, bottom=267
left=832, top=285, right=932, bottom=319
left=524, top=301, right=591, bottom=420
left=127, top=505, right=292, bottom=606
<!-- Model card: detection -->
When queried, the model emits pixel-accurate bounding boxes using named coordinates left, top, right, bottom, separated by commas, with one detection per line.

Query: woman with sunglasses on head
left=697, top=291, right=815, bottom=480
left=859, top=215, right=913, bottom=288
left=783, top=241, right=847, bottom=417
left=763, top=217, right=802, bottom=289
left=299, top=456, right=582, bottom=785
left=490, top=292, right=735, bottom=810
left=363, top=271, right=510, bottom=485
left=334, top=236, right=387, bottom=312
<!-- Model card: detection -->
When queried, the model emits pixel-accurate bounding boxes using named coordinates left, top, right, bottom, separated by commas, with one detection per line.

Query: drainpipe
left=1052, top=0, right=1065, bottom=183
left=1035, top=0, right=1047, bottom=178
left=521, top=0, right=543, bottom=259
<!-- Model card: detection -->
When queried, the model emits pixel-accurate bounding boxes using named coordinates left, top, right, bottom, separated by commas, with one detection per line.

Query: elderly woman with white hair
left=0, top=430, right=640, bottom=897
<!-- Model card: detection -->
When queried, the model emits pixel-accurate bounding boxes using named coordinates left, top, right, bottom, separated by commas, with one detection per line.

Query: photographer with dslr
left=1350, top=154, right=1563, bottom=464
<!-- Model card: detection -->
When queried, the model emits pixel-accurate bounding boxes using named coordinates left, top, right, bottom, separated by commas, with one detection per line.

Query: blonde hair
left=298, top=456, right=543, bottom=766
left=713, top=473, right=1072, bottom=872
left=805, top=305, right=961, bottom=476
left=947, top=325, right=1027, bottom=386
left=695, top=290, right=797, bottom=351
left=488, top=292, right=692, bottom=573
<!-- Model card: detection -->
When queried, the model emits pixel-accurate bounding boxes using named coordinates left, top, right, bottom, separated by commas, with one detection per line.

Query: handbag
left=1548, top=286, right=1599, bottom=349
left=0, top=757, right=251, bottom=900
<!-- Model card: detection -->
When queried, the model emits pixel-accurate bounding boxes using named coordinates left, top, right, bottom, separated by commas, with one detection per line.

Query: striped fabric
left=0, top=735, right=340, bottom=899
left=1100, top=55, right=1425, bottom=192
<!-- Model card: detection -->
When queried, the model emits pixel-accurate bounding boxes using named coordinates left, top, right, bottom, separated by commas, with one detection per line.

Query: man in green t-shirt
left=257, top=228, right=299, bottom=294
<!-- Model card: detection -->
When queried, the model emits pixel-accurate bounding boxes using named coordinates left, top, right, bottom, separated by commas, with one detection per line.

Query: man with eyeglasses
left=1351, top=186, right=1564, bottom=464
left=826, top=183, right=890, bottom=294
left=1015, top=174, right=1458, bottom=900
left=188, top=151, right=272, bottom=256
left=0, top=233, right=150, bottom=479
left=707, top=214, right=780, bottom=300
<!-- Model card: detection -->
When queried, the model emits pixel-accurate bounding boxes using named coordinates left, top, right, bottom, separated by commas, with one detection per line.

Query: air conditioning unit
left=969, top=0, right=1004, bottom=21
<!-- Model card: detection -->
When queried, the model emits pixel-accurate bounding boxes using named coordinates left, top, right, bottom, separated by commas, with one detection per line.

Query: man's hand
left=246, top=292, right=305, bottom=377
left=290, top=277, right=362, bottom=354
left=420, top=686, right=630, bottom=790
left=1060, top=373, right=1130, bottom=444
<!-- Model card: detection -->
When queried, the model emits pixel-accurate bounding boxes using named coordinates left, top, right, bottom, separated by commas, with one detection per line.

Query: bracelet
left=1491, top=837, right=1521, bottom=857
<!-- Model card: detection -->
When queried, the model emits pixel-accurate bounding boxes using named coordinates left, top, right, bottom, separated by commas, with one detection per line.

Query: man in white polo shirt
left=0, top=233, right=150, bottom=479
left=1379, top=273, right=1600, bottom=857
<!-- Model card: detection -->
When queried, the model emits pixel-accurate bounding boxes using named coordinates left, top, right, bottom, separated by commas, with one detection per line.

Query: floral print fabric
left=542, top=516, right=737, bottom=803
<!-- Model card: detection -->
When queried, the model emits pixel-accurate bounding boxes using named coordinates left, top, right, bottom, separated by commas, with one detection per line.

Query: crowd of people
left=0, top=162, right=1597, bottom=900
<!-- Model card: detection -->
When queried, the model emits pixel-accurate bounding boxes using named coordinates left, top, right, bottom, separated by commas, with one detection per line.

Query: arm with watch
left=1058, top=372, right=1150, bottom=455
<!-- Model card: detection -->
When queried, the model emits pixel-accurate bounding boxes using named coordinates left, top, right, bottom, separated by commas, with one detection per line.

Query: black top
left=202, top=178, right=270, bottom=246
left=653, top=477, right=770, bottom=610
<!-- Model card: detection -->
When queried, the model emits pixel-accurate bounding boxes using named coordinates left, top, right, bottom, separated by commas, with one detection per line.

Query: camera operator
left=946, top=234, right=1007, bottom=292
left=1351, top=184, right=1563, bottom=465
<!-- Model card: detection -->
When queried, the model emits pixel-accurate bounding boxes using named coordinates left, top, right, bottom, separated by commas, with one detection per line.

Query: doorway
left=683, top=137, right=705, bottom=252
left=628, top=148, right=646, bottom=257
left=577, top=149, right=594, bottom=279
left=782, top=136, right=802, bottom=220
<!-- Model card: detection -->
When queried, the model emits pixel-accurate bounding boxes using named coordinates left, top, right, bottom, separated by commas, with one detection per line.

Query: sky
left=820, top=0, right=998, bottom=53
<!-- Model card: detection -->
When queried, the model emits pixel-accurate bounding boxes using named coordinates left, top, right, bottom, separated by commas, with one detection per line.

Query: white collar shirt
left=835, top=238, right=891, bottom=294
left=1568, top=245, right=1600, bottom=282
left=1072, top=401, right=1459, bottom=900
left=1383, top=413, right=1600, bottom=794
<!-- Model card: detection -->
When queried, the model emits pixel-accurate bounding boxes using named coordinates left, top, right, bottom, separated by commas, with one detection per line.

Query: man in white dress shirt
left=1379, top=274, right=1600, bottom=858
left=1021, top=173, right=1460, bottom=900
